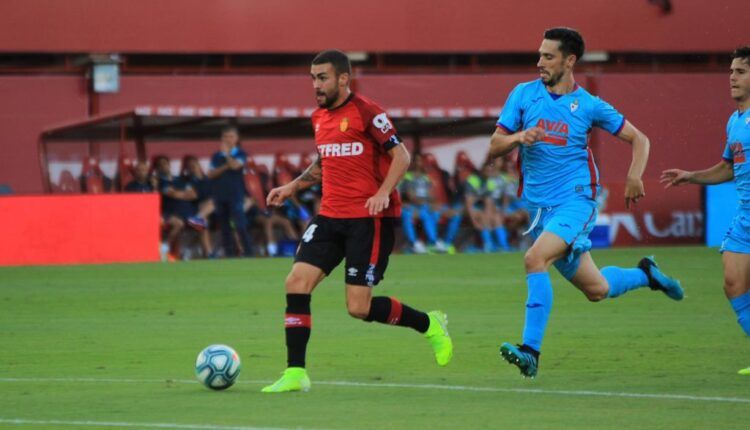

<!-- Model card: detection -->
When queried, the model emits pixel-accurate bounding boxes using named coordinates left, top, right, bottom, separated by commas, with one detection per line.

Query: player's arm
left=266, top=155, right=322, bottom=207
left=365, top=143, right=411, bottom=216
left=206, top=166, right=227, bottom=180
left=615, top=120, right=650, bottom=209
left=489, top=126, right=545, bottom=157
left=163, top=186, right=197, bottom=200
left=225, top=154, right=243, bottom=170
left=661, top=160, right=734, bottom=187
left=207, top=156, right=231, bottom=179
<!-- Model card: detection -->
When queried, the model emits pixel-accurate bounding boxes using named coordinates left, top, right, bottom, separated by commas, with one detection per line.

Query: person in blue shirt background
left=488, top=27, right=683, bottom=378
left=183, top=155, right=215, bottom=258
left=661, top=46, right=750, bottom=376
left=123, top=162, right=154, bottom=193
left=208, top=126, right=253, bottom=257
left=154, top=155, right=197, bottom=260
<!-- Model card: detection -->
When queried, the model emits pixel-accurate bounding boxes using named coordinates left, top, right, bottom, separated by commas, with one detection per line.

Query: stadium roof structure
left=39, top=103, right=500, bottom=191
left=41, top=103, right=501, bottom=142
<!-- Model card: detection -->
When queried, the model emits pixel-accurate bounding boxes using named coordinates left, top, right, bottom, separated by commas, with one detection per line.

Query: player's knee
left=723, top=274, right=742, bottom=298
left=583, top=288, right=607, bottom=302
left=346, top=302, right=370, bottom=320
left=284, top=271, right=315, bottom=294
left=524, top=250, right=546, bottom=273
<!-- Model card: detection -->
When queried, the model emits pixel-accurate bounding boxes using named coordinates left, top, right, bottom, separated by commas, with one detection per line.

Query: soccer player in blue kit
left=661, top=46, right=750, bottom=376
left=489, top=28, right=684, bottom=378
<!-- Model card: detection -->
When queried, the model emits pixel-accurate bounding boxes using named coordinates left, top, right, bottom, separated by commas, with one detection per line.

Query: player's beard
left=540, top=69, right=564, bottom=88
left=316, top=88, right=339, bottom=109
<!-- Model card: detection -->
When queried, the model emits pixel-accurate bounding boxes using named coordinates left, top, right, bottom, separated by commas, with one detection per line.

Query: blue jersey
left=496, top=79, right=625, bottom=207
left=210, top=146, right=248, bottom=202
left=158, top=175, right=195, bottom=217
left=722, top=109, right=750, bottom=207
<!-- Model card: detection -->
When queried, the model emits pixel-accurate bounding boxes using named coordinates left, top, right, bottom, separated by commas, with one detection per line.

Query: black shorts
left=295, top=215, right=396, bottom=287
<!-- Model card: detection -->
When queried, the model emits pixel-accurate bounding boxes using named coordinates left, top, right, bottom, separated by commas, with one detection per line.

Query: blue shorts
left=527, top=198, right=598, bottom=280
left=720, top=210, right=750, bottom=254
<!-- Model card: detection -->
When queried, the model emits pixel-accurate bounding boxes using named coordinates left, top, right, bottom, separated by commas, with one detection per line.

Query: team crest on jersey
left=570, top=99, right=579, bottom=113
left=745, top=116, right=750, bottom=126
left=315, top=122, right=320, bottom=134
left=340, top=117, right=349, bottom=132
left=731, top=142, right=746, bottom=164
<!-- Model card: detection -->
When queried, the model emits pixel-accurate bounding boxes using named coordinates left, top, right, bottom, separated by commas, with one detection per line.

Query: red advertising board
left=0, top=194, right=160, bottom=266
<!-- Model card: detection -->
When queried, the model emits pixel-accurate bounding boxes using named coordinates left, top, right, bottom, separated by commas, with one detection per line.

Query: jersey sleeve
left=722, top=142, right=733, bottom=162
left=591, top=97, right=626, bottom=135
left=496, top=84, right=524, bottom=133
left=363, top=103, right=401, bottom=150
left=723, top=116, right=734, bottom=161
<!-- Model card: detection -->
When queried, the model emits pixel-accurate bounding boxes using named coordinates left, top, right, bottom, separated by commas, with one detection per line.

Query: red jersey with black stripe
left=312, top=93, right=402, bottom=218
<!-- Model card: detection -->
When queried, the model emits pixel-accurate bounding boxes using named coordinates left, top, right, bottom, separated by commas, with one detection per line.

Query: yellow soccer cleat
left=425, top=311, right=453, bottom=366
left=261, top=367, right=311, bottom=393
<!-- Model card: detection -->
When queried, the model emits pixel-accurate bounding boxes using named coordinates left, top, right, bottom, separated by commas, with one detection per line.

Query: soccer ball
left=195, top=344, right=241, bottom=390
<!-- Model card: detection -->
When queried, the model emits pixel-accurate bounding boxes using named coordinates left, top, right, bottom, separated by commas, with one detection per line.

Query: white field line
left=0, top=376, right=748, bottom=404
left=0, top=418, right=309, bottom=430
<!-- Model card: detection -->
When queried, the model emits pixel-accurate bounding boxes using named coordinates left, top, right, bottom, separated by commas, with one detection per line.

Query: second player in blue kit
left=661, top=46, right=750, bottom=375
left=489, top=27, right=684, bottom=378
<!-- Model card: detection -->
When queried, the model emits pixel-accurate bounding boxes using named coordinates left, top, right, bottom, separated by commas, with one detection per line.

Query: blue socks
left=480, top=229, right=493, bottom=252
left=494, top=227, right=510, bottom=250
left=522, top=272, right=553, bottom=352
left=730, top=291, right=750, bottom=337
left=401, top=207, right=418, bottom=244
left=603, top=266, right=649, bottom=298
left=444, top=213, right=462, bottom=244
left=418, top=205, right=439, bottom=244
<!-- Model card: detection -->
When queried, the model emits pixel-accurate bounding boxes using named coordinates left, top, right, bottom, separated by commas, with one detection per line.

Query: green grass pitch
left=0, top=246, right=747, bottom=429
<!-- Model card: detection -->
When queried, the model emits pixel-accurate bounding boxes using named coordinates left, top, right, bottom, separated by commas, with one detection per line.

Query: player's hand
left=266, top=184, right=294, bottom=207
left=624, top=176, right=645, bottom=209
left=660, top=169, right=692, bottom=188
left=519, top=127, right=546, bottom=145
left=365, top=192, right=390, bottom=216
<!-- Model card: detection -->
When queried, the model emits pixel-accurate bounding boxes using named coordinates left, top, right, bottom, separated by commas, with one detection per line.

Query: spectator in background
left=499, top=156, right=530, bottom=248
left=400, top=153, right=448, bottom=253
left=463, top=162, right=497, bottom=253
left=208, top=126, right=253, bottom=257
left=421, top=153, right=462, bottom=254
left=483, top=161, right=512, bottom=251
left=245, top=196, right=299, bottom=257
left=183, top=155, right=215, bottom=258
left=124, top=162, right=153, bottom=193
left=154, top=155, right=197, bottom=260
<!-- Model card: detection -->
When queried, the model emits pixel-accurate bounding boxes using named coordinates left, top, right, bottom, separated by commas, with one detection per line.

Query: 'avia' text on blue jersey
left=722, top=109, right=750, bottom=207
left=496, top=79, right=625, bottom=207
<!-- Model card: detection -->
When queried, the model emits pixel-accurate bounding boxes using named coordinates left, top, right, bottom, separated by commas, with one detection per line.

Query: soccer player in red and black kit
left=261, top=50, right=453, bottom=393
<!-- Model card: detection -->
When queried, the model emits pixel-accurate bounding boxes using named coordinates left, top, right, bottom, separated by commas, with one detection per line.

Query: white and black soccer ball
left=195, top=344, right=241, bottom=390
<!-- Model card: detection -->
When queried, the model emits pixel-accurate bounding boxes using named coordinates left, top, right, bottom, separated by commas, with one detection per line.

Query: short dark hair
left=732, top=46, right=750, bottom=65
left=221, top=125, right=239, bottom=135
left=312, top=49, right=352, bottom=75
left=543, top=27, right=585, bottom=62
